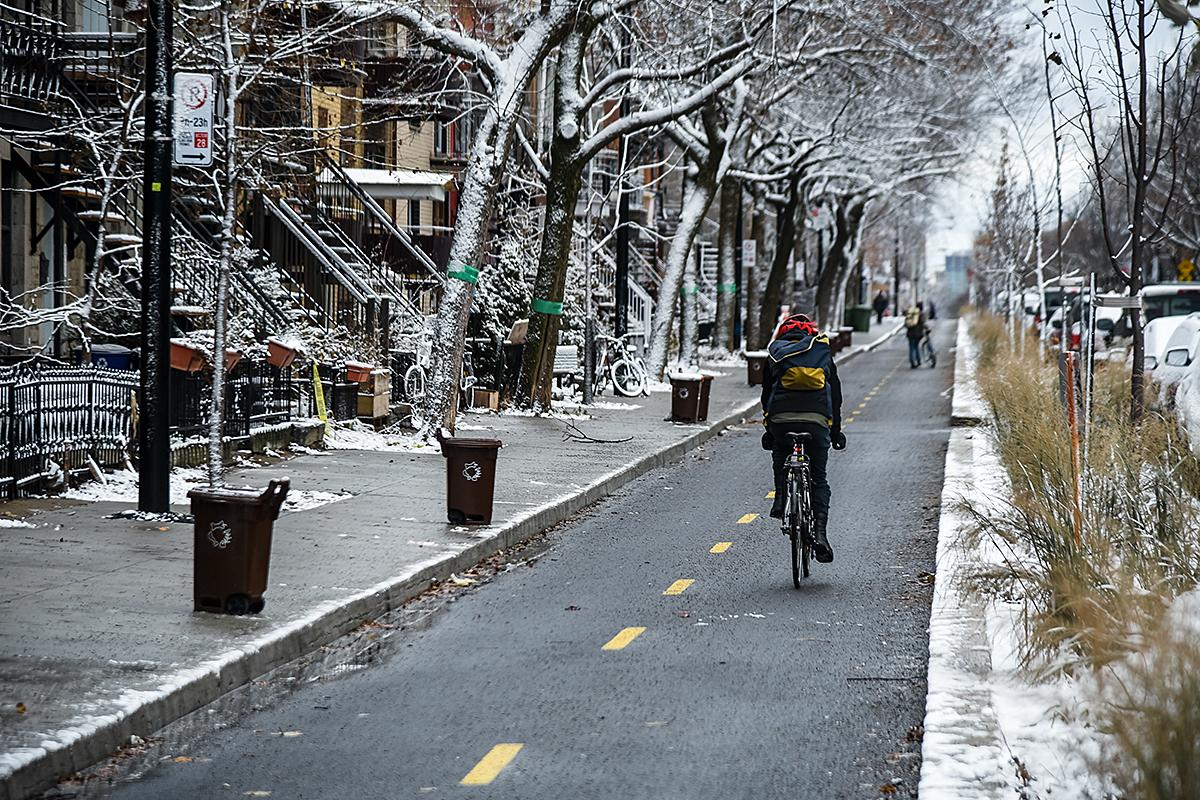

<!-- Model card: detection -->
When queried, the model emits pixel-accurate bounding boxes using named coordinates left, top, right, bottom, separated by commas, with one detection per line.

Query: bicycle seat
left=788, top=432, right=814, bottom=444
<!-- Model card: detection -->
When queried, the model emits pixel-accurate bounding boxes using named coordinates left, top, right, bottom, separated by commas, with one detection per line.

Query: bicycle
left=921, top=333, right=937, bottom=368
left=593, top=333, right=650, bottom=398
left=781, top=432, right=815, bottom=588
left=402, top=331, right=475, bottom=404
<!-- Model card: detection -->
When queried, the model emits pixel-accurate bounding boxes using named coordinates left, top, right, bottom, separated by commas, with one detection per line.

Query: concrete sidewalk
left=0, top=321, right=899, bottom=799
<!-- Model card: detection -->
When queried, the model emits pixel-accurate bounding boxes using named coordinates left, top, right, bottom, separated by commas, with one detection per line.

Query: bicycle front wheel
left=611, top=359, right=646, bottom=397
left=404, top=365, right=426, bottom=403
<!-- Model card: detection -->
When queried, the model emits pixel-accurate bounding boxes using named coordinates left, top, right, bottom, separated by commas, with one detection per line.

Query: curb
left=915, top=320, right=1009, bottom=799
left=1, top=326, right=898, bottom=800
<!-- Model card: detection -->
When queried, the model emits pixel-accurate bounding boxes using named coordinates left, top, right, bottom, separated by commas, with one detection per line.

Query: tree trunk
left=756, top=176, right=800, bottom=344
left=680, top=245, right=700, bottom=365
left=518, top=141, right=583, bottom=409
left=646, top=165, right=719, bottom=378
left=421, top=77, right=526, bottom=434
left=713, top=179, right=738, bottom=352
left=745, top=190, right=769, bottom=349
left=814, top=195, right=868, bottom=329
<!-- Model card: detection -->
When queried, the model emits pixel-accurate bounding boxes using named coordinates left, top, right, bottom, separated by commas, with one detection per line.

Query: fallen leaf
left=880, top=783, right=897, bottom=795
left=449, top=574, right=476, bottom=586
left=15, top=702, right=26, bottom=714
left=173, top=756, right=193, bottom=763
left=157, top=526, right=169, bottom=532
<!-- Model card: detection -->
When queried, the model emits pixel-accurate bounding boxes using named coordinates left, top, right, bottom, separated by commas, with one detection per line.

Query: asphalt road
left=104, top=321, right=955, bottom=800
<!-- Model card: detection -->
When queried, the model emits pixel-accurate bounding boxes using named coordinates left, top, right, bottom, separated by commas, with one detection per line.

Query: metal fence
left=1, top=359, right=363, bottom=498
left=0, top=363, right=137, bottom=499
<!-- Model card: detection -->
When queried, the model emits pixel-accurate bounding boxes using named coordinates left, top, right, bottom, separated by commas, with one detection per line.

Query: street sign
left=1179, top=258, right=1196, bottom=282
left=741, top=240, right=756, bottom=269
left=173, top=72, right=214, bottom=167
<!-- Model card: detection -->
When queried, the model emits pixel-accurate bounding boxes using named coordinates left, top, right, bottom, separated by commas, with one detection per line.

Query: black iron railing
left=0, top=362, right=136, bottom=499
left=0, top=3, right=61, bottom=109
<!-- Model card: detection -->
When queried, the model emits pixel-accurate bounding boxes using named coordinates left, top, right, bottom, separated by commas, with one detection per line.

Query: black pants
left=768, top=421, right=831, bottom=516
left=875, top=309, right=885, bottom=324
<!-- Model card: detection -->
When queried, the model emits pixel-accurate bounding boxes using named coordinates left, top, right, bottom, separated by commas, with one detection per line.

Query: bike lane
left=108, top=321, right=955, bottom=800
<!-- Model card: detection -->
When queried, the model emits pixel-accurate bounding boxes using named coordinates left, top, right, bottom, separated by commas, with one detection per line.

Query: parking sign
left=174, top=72, right=214, bottom=167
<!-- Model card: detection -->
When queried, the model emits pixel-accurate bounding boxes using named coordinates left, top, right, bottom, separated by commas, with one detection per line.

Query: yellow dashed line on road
left=765, top=490, right=775, bottom=500
left=710, top=542, right=733, bottom=554
left=602, top=627, right=646, bottom=651
left=663, top=579, right=694, bottom=596
left=460, top=743, right=523, bottom=785
left=737, top=513, right=759, bottom=524
left=844, top=361, right=905, bottom=428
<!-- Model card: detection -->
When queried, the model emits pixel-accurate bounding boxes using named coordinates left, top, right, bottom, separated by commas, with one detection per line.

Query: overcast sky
left=925, top=1, right=1192, bottom=273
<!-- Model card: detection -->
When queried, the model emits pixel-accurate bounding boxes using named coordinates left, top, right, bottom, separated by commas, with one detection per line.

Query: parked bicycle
left=592, top=333, right=650, bottom=398
left=781, top=432, right=816, bottom=588
left=402, top=330, right=475, bottom=404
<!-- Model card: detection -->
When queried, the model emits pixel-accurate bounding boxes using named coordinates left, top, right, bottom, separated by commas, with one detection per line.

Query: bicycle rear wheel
left=789, top=474, right=802, bottom=588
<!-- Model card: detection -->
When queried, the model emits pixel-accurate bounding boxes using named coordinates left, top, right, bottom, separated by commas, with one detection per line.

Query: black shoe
left=812, top=514, right=834, bottom=563
left=769, top=498, right=785, bottom=519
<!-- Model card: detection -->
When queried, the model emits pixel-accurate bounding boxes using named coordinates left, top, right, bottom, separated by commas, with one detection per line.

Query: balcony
left=0, top=4, right=61, bottom=128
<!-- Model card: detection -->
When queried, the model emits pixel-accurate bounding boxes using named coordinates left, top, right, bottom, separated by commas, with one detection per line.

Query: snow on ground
left=1178, top=370, right=1200, bottom=454
left=61, top=463, right=353, bottom=513
left=322, top=420, right=440, bottom=453
left=0, top=518, right=35, bottom=528
left=921, top=319, right=1112, bottom=799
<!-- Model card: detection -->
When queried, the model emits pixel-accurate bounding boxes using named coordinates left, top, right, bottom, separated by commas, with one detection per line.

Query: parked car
left=1143, top=314, right=1191, bottom=371
left=1141, top=283, right=1200, bottom=323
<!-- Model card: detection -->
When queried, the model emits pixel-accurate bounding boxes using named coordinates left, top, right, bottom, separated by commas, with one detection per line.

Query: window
left=1144, top=292, right=1200, bottom=322
left=408, top=200, right=421, bottom=230
left=434, top=121, right=450, bottom=158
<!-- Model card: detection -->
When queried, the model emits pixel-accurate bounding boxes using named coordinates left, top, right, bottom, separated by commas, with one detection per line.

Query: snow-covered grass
left=0, top=517, right=35, bottom=528
left=924, top=315, right=1200, bottom=798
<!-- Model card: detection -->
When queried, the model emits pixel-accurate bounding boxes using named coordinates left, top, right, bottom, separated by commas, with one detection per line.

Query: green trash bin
left=846, top=306, right=873, bottom=333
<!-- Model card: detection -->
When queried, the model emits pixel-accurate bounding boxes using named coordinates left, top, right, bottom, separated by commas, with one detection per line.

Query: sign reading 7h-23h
left=174, top=72, right=214, bottom=167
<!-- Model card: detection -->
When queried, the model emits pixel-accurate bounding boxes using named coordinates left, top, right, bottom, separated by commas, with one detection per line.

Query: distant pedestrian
left=927, top=300, right=938, bottom=320
left=904, top=302, right=928, bottom=368
left=872, top=291, right=889, bottom=324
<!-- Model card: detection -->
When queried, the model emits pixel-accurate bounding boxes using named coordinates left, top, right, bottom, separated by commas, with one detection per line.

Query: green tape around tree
left=531, top=297, right=564, bottom=316
left=448, top=263, right=479, bottom=284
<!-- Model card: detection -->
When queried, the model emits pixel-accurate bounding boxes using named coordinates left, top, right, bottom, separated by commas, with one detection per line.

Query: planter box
left=171, top=339, right=206, bottom=373
left=224, top=349, right=242, bottom=371
left=345, top=361, right=374, bottom=383
left=267, top=338, right=299, bottom=369
left=471, top=388, right=500, bottom=411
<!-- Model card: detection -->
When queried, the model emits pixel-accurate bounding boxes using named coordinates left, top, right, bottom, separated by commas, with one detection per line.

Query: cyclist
left=760, top=313, right=845, bottom=563
left=904, top=301, right=928, bottom=368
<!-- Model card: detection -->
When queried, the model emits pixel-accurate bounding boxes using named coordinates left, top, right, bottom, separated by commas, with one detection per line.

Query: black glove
left=831, top=430, right=847, bottom=450
left=761, top=430, right=775, bottom=451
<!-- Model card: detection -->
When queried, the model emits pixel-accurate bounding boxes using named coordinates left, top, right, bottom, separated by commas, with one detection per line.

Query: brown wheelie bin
left=189, top=478, right=290, bottom=615
left=745, top=352, right=768, bottom=386
left=441, top=436, right=502, bottom=525
left=696, top=374, right=714, bottom=421
left=669, top=374, right=704, bottom=423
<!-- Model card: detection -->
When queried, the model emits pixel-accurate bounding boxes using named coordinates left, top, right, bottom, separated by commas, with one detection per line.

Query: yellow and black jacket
left=760, top=330, right=843, bottom=430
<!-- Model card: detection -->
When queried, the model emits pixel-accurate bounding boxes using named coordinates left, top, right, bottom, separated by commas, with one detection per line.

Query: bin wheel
left=448, top=509, right=466, bottom=524
left=249, top=598, right=265, bottom=614
left=224, top=594, right=251, bottom=616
